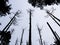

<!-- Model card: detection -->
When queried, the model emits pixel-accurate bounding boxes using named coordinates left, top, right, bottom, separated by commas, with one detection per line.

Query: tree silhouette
left=0, top=0, right=11, bottom=16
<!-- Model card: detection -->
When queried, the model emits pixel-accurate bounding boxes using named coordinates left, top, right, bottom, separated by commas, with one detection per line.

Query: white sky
left=0, top=0, right=60, bottom=45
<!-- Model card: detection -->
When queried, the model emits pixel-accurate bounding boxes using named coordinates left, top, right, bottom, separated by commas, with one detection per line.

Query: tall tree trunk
left=28, top=9, right=32, bottom=45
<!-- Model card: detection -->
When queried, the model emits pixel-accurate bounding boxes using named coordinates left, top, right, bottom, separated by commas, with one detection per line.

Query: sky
left=0, top=0, right=60, bottom=45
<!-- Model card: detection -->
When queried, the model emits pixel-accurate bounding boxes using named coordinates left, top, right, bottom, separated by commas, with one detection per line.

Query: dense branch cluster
left=28, top=0, right=60, bottom=9
left=0, top=0, right=11, bottom=16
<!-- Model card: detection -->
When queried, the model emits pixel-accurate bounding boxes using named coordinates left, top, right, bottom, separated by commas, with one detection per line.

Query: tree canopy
left=28, top=0, right=60, bottom=9
left=0, top=0, right=11, bottom=16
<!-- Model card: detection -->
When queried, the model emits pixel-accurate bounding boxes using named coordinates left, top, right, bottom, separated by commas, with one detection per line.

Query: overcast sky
left=0, top=0, right=60, bottom=45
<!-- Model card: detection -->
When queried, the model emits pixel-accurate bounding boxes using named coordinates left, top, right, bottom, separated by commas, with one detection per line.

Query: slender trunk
left=29, top=9, right=32, bottom=45
left=2, top=11, right=20, bottom=32
left=37, top=26, right=43, bottom=45
left=47, top=22, right=59, bottom=41
left=20, top=29, right=24, bottom=45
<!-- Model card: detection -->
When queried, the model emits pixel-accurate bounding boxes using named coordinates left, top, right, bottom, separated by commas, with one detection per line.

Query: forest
left=0, top=0, right=60, bottom=45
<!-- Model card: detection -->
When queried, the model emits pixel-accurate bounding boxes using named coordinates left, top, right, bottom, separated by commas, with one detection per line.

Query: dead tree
left=37, top=25, right=43, bottom=45
left=20, top=29, right=24, bottom=45
left=47, top=22, right=60, bottom=45
left=0, top=10, right=21, bottom=45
